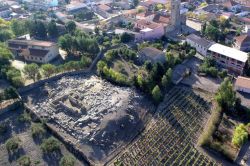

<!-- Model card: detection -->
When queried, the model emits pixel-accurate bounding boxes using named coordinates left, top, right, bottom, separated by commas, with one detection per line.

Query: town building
left=95, top=4, right=112, bottom=18
left=244, top=25, right=250, bottom=35
left=207, top=43, right=248, bottom=75
left=0, top=6, right=11, bottom=18
left=65, top=2, right=86, bottom=13
left=186, top=34, right=214, bottom=56
left=8, top=40, right=59, bottom=63
left=134, top=19, right=165, bottom=41
left=234, top=34, right=250, bottom=52
left=138, top=47, right=166, bottom=64
left=235, top=76, right=250, bottom=94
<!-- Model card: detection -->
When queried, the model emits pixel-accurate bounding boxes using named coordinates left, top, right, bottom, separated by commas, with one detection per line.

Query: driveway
left=181, top=57, right=221, bottom=93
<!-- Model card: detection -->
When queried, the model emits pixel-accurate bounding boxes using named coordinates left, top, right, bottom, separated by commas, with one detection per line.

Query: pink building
left=133, top=19, right=165, bottom=41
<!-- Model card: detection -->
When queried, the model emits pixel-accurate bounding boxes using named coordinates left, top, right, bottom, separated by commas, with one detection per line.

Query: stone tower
left=170, top=0, right=181, bottom=28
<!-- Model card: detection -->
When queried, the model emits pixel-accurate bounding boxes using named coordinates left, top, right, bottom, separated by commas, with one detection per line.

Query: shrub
left=18, top=155, right=31, bottom=166
left=60, top=155, right=76, bottom=166
left=41, top=137, right=60, bottom=153
left=6, top=137, right=21, bottom=152
left=18, top=112, right=31, bottom=123
left=232, top=124, right=248, bottom=148
left=198, top=106, right=223, bottom=146
left=0, top=123, right=7, bottom=134
left=152, top=85, right=163, bottom=103
left=31, top=123, right=46, bottom=138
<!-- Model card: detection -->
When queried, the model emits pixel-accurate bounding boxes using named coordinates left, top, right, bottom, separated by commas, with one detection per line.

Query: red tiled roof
left=135, top=19, right=161, bottom=29
left=98, top=4, right=111, bottom=11
left=235, top=34, right=250, bottom=45
left=153, top=15, right=170, bottom=24
left=235, top=76, right=250, bottom=89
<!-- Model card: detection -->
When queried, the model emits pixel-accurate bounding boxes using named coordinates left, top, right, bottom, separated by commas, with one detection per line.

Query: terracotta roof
left=235, top=76, right=250, bottom=89
left=98, top=4, right=111, bottom=11
left=240, top=17, right=250, bottom=24
left=153, top=15, right=170, bottom=24
left=222, top=0, right=238, bottom=8
left=137, top=11, right=154, bottom=18
left=135, top=19, right=160, bottom=29
left=235, top=34, right=250, bottom=45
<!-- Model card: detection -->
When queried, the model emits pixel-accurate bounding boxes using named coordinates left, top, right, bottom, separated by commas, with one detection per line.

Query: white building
left=207, top=43, right=248, bottom=74
left=235, top=76, right=250, bottom=94
left=186, top=34, right=214, bottom=56
left=244, top=25, right=250, bottom=35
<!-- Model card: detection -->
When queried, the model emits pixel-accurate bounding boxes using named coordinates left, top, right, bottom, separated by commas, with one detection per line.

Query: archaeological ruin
left=22, top=75, right=155, bottom=164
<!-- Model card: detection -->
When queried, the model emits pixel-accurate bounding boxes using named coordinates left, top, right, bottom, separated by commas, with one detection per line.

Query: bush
left=18, top=112, right=31, bottom=123
left=31, top=123, right=46, bottom=138
left=152, top=85, right=163, bottom=103
left=41, top=137, right=60, bottom=153
left=60, top=155, right=76, bottom=166
left=18, top=155, right=31, bottom=166
left=199, top=106, right=223, bottom=146
left=232, top=124, right=248, bottom=148
left=6, top=137, right=21, bottom=152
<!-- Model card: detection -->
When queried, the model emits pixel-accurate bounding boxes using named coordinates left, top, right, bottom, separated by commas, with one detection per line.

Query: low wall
left=18, top=69, right=90, bottom=95
left=24, top=103, right=92, bottom=166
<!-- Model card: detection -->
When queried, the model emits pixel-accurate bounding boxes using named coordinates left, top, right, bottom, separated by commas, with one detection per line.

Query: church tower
left=170, top=0, right=181, bottom=28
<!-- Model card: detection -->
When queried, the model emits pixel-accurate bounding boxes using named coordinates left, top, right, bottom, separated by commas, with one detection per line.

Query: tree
left=215, top=77, right=236, bottom=111
left=58, top=34, right=74, bottom=54
left=152, top=85, right=163, bottom=103
left=41, top=137, right=60, bottom=153
left=0, top=29, right=14, bottom=42
left=60, top=155, right=76, bottom=166
left=66, top=21, right=76, bottom=34
left=205, top=24, right=220, bottom=42
left=31, top=123, right=46, bottom=139
left=47, top=20, right=58, bottom=38
left=133, top=0, right=139, bottom=7
left=41, top=64, right=56, bottom=78
left=120, top=33, right=133, bottom=43
left=6, top=137, right=21, bottom=153
left=11, top=19, right=28, bottom=36
left=23, top=63, right=40, bottom=82
left=232, top=124, right=248, bottom=147
left=18, top=155, right=31, bottom=166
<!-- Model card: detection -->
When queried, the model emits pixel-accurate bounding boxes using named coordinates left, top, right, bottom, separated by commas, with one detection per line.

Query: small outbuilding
left=235, top=76, right=250, bottom=94
left=138, top=47, right=165, bottom=64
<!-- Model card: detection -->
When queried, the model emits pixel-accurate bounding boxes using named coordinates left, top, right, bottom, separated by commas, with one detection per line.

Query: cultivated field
left=110, top=86, right=218, bottom=166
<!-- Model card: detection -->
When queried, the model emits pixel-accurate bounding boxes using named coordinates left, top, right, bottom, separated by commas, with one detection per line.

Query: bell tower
left=170, top=0, right=181, bottom=28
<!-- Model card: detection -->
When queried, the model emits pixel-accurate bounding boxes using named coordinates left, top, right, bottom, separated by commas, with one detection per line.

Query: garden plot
left=110, top=87, right=218, bottom=166
left=22, top=75, right=155, bottom=164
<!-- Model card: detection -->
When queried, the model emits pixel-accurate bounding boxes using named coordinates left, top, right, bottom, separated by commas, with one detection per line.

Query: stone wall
left=18, top=70, right=90, bottom=95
